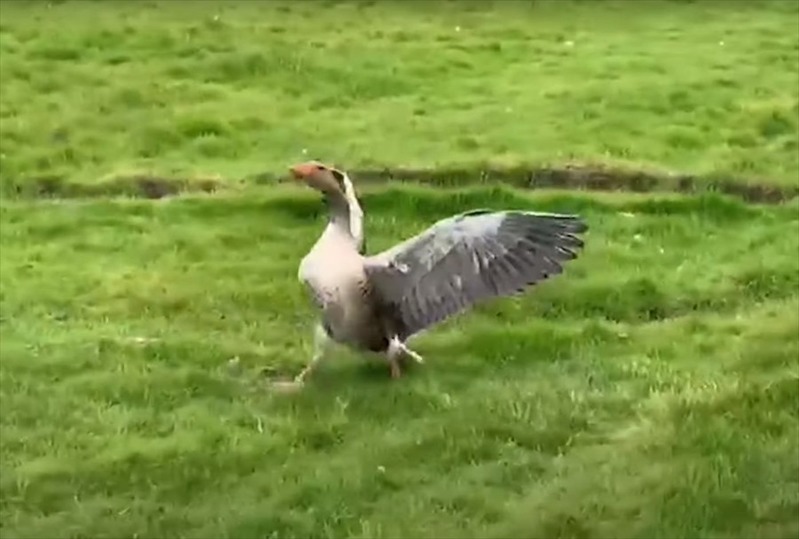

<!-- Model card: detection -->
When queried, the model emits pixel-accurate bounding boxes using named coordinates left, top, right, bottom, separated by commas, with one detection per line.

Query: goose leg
left=386, top=337, right=404, bottom=379
left=398, top=342, right=424, bottom=364
left=295, top=323, right=331, bottom=384
left=386, top=336, right=424, bottom=378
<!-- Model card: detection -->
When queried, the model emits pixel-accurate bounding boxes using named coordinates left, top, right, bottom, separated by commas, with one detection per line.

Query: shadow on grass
left=3, top=163, right=798, bottom=204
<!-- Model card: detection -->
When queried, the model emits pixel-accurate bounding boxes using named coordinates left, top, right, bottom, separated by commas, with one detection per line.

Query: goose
left=283, top=160, right=588, bottom=388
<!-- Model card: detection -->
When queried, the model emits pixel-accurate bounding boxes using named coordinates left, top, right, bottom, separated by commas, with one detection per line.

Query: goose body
left=288, top=161, right=588, bottom=384
left=298, top=229, right=388, bottom=353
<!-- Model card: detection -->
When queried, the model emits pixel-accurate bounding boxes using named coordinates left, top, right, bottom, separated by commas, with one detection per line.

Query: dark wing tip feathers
left=492, top=212, right=588, bottom=287
left=501, top=212, right=588, bottom=250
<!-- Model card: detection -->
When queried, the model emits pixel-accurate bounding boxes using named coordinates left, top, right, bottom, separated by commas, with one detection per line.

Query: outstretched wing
left=364, top=209, right=588, bottom=340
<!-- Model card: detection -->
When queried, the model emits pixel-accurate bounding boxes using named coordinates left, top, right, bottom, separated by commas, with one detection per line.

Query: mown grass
left=1, top=1, right=799, bottom=538
left=0, top=0, right=797, bottom=188
left=1, top=185, right=798, bottom=538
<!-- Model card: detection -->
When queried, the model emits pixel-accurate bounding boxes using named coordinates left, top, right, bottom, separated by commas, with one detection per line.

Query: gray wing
left=364, top=209, right=588, bottom=340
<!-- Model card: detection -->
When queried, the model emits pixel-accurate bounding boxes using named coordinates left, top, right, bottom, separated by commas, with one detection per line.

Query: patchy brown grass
left=5, top=165, right=796, bottom=204
left=1, top=174, right=222, bottom=200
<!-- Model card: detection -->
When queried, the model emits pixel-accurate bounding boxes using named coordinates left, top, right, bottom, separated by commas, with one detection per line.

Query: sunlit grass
left=0, top=0, right=797, bottom=186
left=1, top=1, right=798, bottom=538
left=1, top=185, right=798, bottom=538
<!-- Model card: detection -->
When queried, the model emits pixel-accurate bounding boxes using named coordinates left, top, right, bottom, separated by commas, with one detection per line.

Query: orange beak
left=289, top=162, right=318, bottom=180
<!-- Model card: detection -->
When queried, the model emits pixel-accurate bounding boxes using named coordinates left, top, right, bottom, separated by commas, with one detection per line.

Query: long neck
left=322, top=179, right=365, bottom=253
left=324, top=193, right=353, bottom=229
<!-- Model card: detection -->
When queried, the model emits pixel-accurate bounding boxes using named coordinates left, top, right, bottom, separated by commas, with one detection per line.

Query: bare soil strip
left=3, top=164, right=797, bottom=204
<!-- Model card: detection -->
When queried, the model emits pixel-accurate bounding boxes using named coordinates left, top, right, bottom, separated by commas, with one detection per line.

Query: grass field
left=1, top=1, right=799, bottom=539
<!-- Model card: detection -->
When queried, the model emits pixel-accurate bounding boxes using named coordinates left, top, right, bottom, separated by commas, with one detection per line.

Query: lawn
left=1, top=2, right=798, bottom=539
left=0, top=0, right=798, bottom=187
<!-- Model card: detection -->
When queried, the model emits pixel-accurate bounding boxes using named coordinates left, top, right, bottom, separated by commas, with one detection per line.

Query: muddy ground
left=3, top=164, right=797, bottom=204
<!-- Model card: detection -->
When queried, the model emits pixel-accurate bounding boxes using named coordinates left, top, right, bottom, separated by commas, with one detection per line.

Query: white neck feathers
left=339, top=172, right=363, bottom=247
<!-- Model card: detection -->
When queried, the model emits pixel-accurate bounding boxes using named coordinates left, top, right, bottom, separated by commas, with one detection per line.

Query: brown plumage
left=287, top=160, right=588, bottom=386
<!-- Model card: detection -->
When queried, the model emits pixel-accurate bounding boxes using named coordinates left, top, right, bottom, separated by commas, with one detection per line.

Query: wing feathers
left=366, top=210, right=588, bottom=340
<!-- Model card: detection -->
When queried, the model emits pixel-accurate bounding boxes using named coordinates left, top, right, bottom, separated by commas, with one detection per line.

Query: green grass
left=0, top=0, right=797, bottom=187
left=2, top=186, right=798, bottom=538
left=1, top=2, right=799, bottom=539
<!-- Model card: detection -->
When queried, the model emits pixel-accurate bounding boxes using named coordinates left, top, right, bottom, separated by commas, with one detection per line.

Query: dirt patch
left=3, top=164, right=797, bottom=204
left=324, top=164, right=798, bottom=204
left=526, top=165, right=797, bottom=204
left=2, top=174, right=221, bottom=200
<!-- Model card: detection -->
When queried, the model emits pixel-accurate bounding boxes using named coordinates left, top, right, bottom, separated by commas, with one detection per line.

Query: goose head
left=290, top=161, right=349, bottom=197
left=290, top=160, right=365, bottom=242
